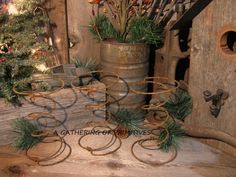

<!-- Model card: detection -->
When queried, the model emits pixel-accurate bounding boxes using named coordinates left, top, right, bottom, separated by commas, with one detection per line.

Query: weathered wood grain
left=45, top=0, right=69, bottom=65
left=0, top=135, right=235, bottom=177
left=67, top=0, right=101, bottom=62
left=187, top=0, right=236, bottom=157
left=0, top=82, right=106, bottom=145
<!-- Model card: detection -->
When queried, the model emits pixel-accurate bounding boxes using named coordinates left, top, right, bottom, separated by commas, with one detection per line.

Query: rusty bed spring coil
left=13, top=72, right=179, bottom=166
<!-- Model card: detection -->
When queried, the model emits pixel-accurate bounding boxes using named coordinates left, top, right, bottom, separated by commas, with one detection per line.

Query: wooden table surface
left=0, top=130, right=236, bottom=177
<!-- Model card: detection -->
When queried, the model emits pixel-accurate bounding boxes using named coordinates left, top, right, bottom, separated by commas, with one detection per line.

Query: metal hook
left=203, top=89, right=229, bottom=118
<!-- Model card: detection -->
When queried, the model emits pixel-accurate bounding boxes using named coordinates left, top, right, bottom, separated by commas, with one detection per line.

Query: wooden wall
left=46, top=0, right=101, bottom=66
left=186, top=0, right=236, bottom=156
left=67, top=0, right=101, bottom=62
left=46, top=0, right=69, bottom=65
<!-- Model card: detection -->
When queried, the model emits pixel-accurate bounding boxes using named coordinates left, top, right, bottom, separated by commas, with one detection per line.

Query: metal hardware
left=170, top=0, right=213, bottom=30
left=203, top=89, right=229, bottom=118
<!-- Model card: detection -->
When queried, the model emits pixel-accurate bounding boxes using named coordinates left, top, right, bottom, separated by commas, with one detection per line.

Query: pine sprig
left=12, top=119, right=42, bottom=150
left=88, top=15, right=121, bottom=41
left=72, top=57, right=98, bottom=71
left=159, top=122, right=185, bottom=152
left=88, top=15, right=163, bottom=45
left=128, top=16, right=163, bottom=46
left=163, top=89, right=193, bottom=121
left=112, top=108, right=145, bottom=134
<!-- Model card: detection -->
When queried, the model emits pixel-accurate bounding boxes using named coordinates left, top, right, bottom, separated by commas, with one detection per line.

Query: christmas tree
left=0, top=0, right=50, bottom=105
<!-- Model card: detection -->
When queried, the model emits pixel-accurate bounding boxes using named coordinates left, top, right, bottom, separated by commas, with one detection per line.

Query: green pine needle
left=112, top=108, right=145, bottom=134
left=88, top=15, right=163, bottom=44
left=0, top=0, right=50, bottom=105
left=12, top=119, right=42, bottom=151
left=88, top=15, right=122, bottom=41
left=159, top=122, right=185, bottom=152
left=0, top=59, right=36, bottom=105
left=163, top=89, right=193, bottom=121
left=128, top=16, right=163, bottom=46
left=72, top=57, right=98, bottom=71
left=13, top=0, right=44, bottom=13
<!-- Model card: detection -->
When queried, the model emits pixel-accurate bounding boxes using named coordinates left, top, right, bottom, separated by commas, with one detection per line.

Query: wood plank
left=0, top=82, right=106, bottom=145
left=45, top=0, right=69, bottom=65
left=186, top=0, right=236, bottom=157
left=0, top=134, right=235, bottom=177
left=67, top=0, right=101, bottom=62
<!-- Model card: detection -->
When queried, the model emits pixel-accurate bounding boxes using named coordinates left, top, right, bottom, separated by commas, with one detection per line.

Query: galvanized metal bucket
left=100, top=41, right=150, bottom=112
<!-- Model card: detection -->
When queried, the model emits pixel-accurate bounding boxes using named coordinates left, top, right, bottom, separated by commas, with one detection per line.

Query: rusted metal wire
left=78, top=125, right=122, bottom=156
left=26, top=134, right=72, bottom=166
left=13, top=78, right=64, bottom=97
left=13, top=79, right=71, bottom=166
left=131, top=138, right=177, bottom=166
left=12, top=72, right=180, bottom=166
left=130, top=76, right=179, bottom=95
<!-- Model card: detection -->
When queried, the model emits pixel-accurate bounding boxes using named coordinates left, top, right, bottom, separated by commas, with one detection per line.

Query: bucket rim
left=101, top=40, right=149, bottom=47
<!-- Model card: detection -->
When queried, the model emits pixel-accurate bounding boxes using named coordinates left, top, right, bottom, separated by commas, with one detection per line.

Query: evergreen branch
left=112, top=108, right=145, bottom=135
left=159, top=122, right=185, bottom=152
left=12, top=119, right=42, bottom=150
left=88, top=15, right=122, bottom=41
left=163, top=88, right=193, bottom=121
left=128, top=15, right=163, bottom=46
